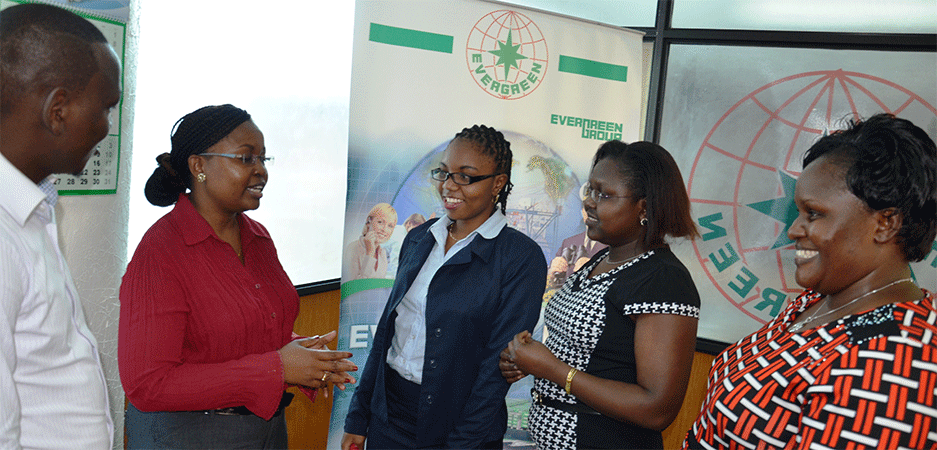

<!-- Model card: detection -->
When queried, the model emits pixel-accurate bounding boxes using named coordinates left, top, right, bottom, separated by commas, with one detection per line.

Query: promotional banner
left=332, top=0, right=643, bottom=447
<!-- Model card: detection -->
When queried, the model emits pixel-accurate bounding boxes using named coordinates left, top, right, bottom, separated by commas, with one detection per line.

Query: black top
left=529, top=246, right=700, bottom=450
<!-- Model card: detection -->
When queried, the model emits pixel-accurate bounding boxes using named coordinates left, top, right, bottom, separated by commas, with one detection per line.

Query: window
left=130, top=1, right=354, bottom=285
left=658, top=44, right=936, bottom=344
left=671, top=0, right=937, bottom=33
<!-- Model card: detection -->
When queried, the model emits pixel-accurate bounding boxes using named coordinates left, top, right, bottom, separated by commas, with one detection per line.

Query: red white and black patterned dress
left=529, top=247, right=701, bottom=449
left=684, top=289, right=937, bottom=450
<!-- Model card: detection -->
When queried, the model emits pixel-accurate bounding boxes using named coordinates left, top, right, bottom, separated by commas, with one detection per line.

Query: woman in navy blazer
left=343, top=125, right=547, bottom=449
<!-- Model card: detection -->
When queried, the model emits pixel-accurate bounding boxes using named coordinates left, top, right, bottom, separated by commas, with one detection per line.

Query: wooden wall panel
left=286, top=290, right=341, bottom=450
left=661, top=351, right=715, bottom=449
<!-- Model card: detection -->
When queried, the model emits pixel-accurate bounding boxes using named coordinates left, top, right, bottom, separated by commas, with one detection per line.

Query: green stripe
left=59, top=189, right=117, bottom=196
left=369, top=23, right=453, bottom=53
left=558, top=55, right=628, bottom=82
left=340, top=278, right=395, bottom=299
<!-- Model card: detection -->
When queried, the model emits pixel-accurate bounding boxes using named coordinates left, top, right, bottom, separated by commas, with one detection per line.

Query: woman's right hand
left=362, top=229, right=378, bottom=254
left=278, top=340, right=357, bottom=390
left=341, top=432, right=366, bottom=450
left=293, top=329, right=337, bottom=350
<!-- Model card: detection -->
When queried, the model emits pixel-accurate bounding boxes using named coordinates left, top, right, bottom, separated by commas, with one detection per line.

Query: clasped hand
left=499, top=330, right=560, bottom=383
left=278, top=330, right=357, bottom=394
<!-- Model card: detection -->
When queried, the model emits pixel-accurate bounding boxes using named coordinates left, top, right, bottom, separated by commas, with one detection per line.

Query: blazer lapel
left=389, top=222, right=437, bottom=310
left=442, top=230, right=496, bottom=267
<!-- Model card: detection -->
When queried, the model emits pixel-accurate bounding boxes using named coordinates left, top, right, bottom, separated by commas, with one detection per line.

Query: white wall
left=55, top=1, right=140, bottom=446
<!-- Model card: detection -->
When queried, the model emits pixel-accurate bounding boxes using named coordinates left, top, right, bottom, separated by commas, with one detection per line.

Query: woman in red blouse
left=683, top=114, right=937, bottom=450
left=120, top=104, right=356, bottom=449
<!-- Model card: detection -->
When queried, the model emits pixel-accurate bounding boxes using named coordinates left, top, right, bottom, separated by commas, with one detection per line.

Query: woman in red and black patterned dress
left=684, top=113, right=937, bottom=450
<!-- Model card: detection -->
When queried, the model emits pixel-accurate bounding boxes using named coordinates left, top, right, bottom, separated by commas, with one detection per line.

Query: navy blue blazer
left=344, top=218, right=547, bottom=448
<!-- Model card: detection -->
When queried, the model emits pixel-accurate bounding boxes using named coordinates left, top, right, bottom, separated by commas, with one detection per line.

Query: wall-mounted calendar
left=0, top=0, right=128, bottom=195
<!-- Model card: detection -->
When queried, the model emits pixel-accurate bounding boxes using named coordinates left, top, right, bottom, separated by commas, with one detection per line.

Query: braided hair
left=453, top=124, right=513, bottom=214
left=144, top=104, right=251, bottom=206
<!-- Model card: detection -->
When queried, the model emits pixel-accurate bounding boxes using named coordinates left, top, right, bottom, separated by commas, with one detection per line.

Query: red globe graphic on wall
left=465, top=10, right=548, bottom=100
left=687, top=70, right=937, bottom=325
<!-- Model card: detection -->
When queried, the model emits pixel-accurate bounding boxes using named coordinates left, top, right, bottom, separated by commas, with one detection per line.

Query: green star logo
left=488, top=30, right=527, bottom=79
left=747, top=170, right=798, bottom=249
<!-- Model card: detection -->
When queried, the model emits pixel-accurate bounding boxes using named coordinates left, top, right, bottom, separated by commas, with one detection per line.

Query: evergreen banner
left=332, top=1, right=643, bottom=447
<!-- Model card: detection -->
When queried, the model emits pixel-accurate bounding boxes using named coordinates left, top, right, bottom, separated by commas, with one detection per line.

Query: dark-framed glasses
left=198, top=153, right=273, bottom=166
left=430, top=168, right=498, bottom=185
left=581, top=183, right=631, bottom=202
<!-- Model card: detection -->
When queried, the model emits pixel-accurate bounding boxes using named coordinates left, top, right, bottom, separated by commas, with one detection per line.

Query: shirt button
left=271, top=312, right=276, bottom=318
left=434, top=328, right=442, bottom=338
left=255, top=284, right=261, bottom=289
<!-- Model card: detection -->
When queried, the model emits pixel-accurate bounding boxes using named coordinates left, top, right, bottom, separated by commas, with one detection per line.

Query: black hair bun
left=144, top=164, right=185, bottom=207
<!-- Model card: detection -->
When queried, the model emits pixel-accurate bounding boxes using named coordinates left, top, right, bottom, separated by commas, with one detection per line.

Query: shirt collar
left=0, top=151, right=53, bottom=227
left=172, top=194, right=270, bottom=248
left=430, top=210, right=508, bottom=244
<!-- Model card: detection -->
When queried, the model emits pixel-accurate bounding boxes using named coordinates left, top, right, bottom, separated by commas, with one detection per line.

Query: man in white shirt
left=0, top=4, right=121, bottom=449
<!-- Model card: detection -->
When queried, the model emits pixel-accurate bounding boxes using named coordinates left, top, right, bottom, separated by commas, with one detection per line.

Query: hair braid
left=453, top=124, right=513, bottom=214
left=144, top=104, right=251, bottom=206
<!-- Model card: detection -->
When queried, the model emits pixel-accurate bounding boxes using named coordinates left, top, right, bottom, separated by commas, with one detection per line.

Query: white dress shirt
left=0, top=153, right=113, bottom=449
left=386, top=212, right=507, bottom=384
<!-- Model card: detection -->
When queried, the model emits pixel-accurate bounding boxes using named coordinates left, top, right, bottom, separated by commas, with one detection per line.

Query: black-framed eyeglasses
left=430, top=168, right=499, bottom=185
left=581, top=184, right=631, bottom=202
left=198, top=153, right=273, bottom=166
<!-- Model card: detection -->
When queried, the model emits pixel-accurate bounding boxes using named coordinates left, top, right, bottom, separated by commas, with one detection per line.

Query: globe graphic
left=465, top=9, right=549, bottom=100
left=688, top=70, right=937, bottom=325
left=390, top=130, right=583, bottom=261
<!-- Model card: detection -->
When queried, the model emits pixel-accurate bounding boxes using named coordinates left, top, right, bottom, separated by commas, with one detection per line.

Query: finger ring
left=320, top=371, right=330, bottom=382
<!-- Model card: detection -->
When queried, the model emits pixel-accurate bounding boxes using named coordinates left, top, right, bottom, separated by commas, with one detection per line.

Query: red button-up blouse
left=119, top=194, right=298, bottom=420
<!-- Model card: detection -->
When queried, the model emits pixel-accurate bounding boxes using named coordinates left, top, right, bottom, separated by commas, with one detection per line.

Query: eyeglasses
left=430, top=168, right=499, bottom=185
left=198, top=153, right=273, bottom=166
left=581, top=184, right=631, bottom=202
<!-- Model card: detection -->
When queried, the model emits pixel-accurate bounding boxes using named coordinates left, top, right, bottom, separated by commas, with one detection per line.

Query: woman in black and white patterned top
left=500, top=141, right=701, bottom=449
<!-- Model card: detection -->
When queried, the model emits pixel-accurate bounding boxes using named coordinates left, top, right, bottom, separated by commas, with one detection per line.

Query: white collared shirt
left=386, top=212, right=507, bottom=384
left=0, top=153, right=113, bottom=449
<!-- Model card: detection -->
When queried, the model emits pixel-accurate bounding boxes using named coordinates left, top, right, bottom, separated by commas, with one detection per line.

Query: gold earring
left=196, top=173, right=206, bottom=183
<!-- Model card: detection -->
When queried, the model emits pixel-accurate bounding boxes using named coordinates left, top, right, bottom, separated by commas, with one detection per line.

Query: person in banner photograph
left=386, top=212, right=428, bottom=279
left=683, top=114, right=937, bottom=449
left=342, top=125, right=547, bottom=449
left=554, top=182, right=607, bottom=276
left=120, top=104, right=357, bottom=449
left=500, top=140, right=701, bottom=449
left=343, top=202, right=398, bottom=280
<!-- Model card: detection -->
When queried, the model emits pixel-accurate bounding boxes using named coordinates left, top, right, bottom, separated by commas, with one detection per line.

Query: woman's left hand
left=290, top=330, right=345, bottom=397
left=499, top=347, right=527, bottom=383
left=507, top=331, right=562, bottom=379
